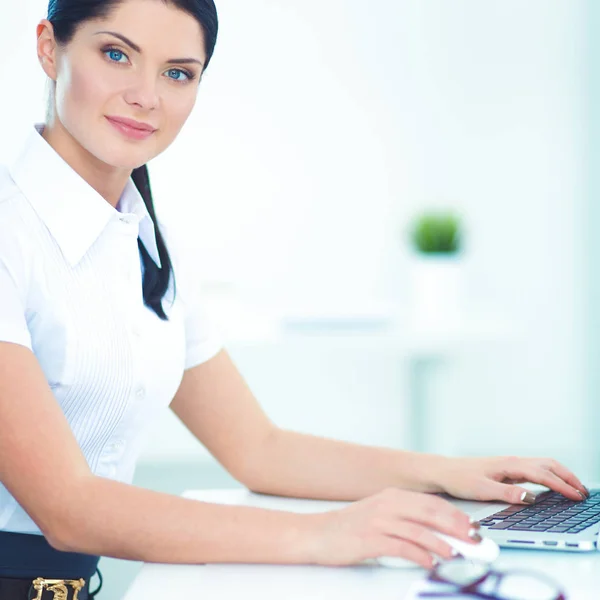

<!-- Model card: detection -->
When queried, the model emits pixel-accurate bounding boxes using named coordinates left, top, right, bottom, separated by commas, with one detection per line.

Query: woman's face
left=39, top=0, right=207, bottom=170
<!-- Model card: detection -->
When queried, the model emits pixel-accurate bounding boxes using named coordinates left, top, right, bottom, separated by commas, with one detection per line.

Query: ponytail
left=131, top=165, right=176, bottom=321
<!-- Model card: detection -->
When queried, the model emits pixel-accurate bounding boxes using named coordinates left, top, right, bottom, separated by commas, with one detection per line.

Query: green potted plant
left=411, top=212, right=462, bottom=255
left=407, top=210, right=465, bottom=329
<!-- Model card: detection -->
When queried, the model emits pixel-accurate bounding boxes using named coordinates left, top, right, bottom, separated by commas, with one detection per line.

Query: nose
left=124, top=70, right=160, bottom=111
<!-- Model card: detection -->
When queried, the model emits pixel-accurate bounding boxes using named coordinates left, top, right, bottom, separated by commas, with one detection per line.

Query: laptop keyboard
left=479, top=490, right=600, bottom=534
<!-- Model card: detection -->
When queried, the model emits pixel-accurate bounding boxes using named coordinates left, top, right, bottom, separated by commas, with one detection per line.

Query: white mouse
left=377, top=532, right=500, bottom=569
left=436, top=532, right=499, bottom=563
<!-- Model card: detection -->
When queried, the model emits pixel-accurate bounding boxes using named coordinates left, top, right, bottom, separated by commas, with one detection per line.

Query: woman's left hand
left=435, top=456, right=588, bottom=504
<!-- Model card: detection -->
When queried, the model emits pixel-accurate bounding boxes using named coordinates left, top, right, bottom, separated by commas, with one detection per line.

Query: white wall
left=587, top=0, right=600, bottom=481
left=150, top=1, right=590, bottom=474
left=0, top=1, right=50, bottom=158
left=0, top=2, right=591, bottom=477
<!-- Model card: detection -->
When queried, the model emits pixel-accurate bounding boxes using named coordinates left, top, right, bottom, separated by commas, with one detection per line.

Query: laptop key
left=492, top=510, right=524, bottom=519
left=547, top=526, right=570, bottom=532
left=520, top=520, right=543, bottom=526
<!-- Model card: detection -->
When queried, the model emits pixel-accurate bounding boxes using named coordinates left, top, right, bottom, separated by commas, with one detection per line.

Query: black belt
left=0, top=574, right=100, bottom=599
left=0, top=531, right=102, bottom=599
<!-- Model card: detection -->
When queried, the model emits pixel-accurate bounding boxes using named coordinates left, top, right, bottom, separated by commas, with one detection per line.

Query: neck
left=41, top=118, right=131, bottom=209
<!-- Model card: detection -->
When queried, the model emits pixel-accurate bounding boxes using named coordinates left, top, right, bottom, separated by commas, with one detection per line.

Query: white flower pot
left=409, top=254, right=463, bottom=330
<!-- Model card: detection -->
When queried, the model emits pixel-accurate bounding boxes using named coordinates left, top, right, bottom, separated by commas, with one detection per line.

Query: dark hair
left=47, top=0, right=218, bottom=320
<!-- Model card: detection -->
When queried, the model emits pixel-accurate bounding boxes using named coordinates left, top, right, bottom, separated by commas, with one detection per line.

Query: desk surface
left=123, top=489, right=600, bottom=600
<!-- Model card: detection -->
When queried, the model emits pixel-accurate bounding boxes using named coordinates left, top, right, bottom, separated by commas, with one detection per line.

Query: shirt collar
left=8, top=123, right=161, bottom=269
left=117, top=177, right=162, bottom=269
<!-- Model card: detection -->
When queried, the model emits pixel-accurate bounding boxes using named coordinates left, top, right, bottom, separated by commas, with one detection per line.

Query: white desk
left=123, top=489, right=600, bottom=600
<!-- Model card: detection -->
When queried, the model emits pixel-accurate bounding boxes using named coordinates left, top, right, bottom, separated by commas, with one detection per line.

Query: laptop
left=472, top=487, right=600, bottom=551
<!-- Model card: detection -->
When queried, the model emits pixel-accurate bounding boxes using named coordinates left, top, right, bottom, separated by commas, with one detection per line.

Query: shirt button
left=135, top=386, right=146, bottom=400
left=107, top=440, right=124, bottom=453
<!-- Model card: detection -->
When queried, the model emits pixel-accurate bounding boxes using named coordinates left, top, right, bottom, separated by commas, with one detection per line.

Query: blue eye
left=104, top=48, right=128, bottom=63
left=166, top=68, right=190, bottom=82
left=102, top=46, right=195, bottom=82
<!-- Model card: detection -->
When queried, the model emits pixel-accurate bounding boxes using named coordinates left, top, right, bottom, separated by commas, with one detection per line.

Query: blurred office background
left=1, top=0, right=598, bottom=596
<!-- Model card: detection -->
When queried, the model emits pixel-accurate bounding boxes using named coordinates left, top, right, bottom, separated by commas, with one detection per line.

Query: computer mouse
left=377, top=532, right=500, bottom=568
left=436, top=533, right=500, bottom=563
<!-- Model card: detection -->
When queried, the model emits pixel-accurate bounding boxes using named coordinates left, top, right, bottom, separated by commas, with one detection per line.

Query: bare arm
left=170, top=350, right=585, bottom=507
left=169, top=349, right=279, bottom=485
left=55, top=477, right=316, bottom=563
left=241, top=429, right=445, bottom=501
left=0, top=343, right=318, bottom=563
left=169, top=349, right=444, bottom=502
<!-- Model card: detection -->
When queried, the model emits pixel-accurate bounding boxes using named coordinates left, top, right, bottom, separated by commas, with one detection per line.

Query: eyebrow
left=93, top=30, right=205, bottom=67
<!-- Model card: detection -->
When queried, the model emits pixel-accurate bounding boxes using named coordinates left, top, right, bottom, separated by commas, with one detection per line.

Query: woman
left=0, top=0, right=588, bottom=598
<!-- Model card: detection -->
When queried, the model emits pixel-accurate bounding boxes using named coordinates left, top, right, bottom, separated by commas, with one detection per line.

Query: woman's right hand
left=306, top=487, right=480, bottom=568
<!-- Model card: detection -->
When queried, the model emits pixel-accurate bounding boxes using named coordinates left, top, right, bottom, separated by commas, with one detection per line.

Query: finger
left=395, top=493, right=474, bottom=542
left=475, top=479, right=535, bottom=504
left=385, top=520, right=457, bottom=561
left=503, top=465, right=584, bottom=502
left=370, top=536, right=437, bottom=569
left=491, top=460, right=584, bottom=502
left=478, top=474, right=581, bottom=505
left=528, top=468, right=585, bottom=502
left=546, top=460, right=588, bottom=497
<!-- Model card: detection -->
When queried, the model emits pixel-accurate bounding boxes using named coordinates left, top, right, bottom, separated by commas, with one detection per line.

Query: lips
left=105, top=116, right=157, bottom=132
left=105, top=116, right=157, bottom=141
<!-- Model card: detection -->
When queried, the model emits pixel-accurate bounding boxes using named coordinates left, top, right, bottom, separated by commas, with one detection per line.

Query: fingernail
left=468, top=528, right=483, bottom=542
left=451, top=549, right=460, bottom=558
left=469, top=518, right=481, bottom=529
left=584, top=486, right=591, bottom=497
left=520, top=491, right=536, bottom=504
left=431, top=557, right=440, bottom=568
left=578, top=490, right=586, bottom=501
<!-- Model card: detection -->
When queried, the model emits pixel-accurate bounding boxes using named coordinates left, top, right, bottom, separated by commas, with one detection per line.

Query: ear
left=36, top=19, right=59, bottom=81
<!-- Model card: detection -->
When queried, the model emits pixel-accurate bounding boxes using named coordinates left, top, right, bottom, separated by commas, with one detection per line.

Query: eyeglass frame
left=416, top=560, right=566, bottom=600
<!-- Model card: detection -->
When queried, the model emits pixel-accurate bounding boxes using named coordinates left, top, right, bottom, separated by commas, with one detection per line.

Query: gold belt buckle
left=31, top=577, right=86, bottom=600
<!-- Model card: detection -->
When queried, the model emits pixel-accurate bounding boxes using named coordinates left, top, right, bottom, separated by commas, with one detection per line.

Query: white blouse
left=0, top=124, right=223, bottom=535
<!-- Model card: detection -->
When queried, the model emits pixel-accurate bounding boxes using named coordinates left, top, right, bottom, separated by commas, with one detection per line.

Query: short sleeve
left=160, top=222, right=224, bottom=370
left=0, top=257, right=32, bottom=350
left=179, top=286, right=224, bottom=370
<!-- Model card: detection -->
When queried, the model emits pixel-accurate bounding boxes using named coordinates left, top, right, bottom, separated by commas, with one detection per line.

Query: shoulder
left=0, top=164, right=35, bottom=279
left=0, top=163, right=21, bottom=205
left=0, top=163, right=31, bottom=226
left=0, top=162, right=38, bottom=227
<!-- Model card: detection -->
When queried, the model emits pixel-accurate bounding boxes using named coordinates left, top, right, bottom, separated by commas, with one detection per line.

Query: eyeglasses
left=417, top=559, right=566, bottom=600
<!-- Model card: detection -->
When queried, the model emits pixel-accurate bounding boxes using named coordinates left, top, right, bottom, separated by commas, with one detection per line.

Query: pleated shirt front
left=0, top=124, right=222, bottom=534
